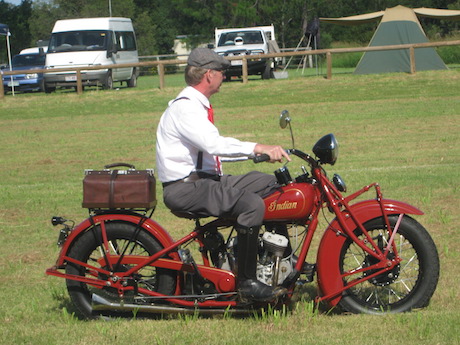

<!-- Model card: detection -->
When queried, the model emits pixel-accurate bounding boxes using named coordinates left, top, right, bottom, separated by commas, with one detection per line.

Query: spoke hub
left=363, top=254, right=400, bottom=287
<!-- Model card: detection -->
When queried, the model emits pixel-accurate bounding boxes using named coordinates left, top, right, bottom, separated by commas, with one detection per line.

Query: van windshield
left=48, top=30, right=109, bottom=53
left=218, top=31, right=264, bottom=47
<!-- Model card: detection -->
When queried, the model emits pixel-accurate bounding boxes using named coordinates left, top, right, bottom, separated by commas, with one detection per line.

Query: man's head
left=187, top=47, right=230, bottom=71
left=185, top=48, right=230, bottom=97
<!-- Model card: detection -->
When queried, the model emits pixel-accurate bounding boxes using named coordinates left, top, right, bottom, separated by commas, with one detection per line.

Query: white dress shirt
left=156, top=86, right=256, bottom=182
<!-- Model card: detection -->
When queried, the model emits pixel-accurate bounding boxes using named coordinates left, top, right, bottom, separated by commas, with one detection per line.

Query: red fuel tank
left=263, top=183, right=317, bottom=220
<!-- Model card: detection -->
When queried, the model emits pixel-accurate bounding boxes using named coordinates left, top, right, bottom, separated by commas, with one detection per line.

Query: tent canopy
left=320, top=5, right=459, bottom=74
left=320, top=6, right=460, bottom=25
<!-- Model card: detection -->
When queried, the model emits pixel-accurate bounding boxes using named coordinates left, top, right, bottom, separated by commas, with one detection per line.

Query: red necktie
left=207, top=105, right=222, bottom=175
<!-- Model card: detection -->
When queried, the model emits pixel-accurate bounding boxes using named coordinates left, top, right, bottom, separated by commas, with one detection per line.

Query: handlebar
left=252, top=154, right=271, bottom=163
left=252, top=149, right=319, bottom=168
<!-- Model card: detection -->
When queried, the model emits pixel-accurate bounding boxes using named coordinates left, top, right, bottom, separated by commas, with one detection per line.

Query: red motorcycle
left=46, top=110, right=439, bottom=318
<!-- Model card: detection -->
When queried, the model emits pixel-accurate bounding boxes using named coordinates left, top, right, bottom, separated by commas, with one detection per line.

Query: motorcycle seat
left=171, top=211, right=210, bottom=220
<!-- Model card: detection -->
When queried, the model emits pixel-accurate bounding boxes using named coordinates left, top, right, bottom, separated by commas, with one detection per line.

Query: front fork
left=315, top=175, right=408, bottom=304
left=322, top=174, right=402, bottom=263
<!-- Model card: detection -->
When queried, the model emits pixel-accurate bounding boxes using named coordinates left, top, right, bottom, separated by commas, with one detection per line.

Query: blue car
left=2, top=48, right=46, bottom=93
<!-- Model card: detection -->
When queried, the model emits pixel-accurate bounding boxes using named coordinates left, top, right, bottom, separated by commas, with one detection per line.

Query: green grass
left=0, top=70, right=459, bottom=345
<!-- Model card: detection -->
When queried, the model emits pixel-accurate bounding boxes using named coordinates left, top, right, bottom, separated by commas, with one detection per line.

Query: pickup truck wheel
left=262, top=61, right=272, bottom=80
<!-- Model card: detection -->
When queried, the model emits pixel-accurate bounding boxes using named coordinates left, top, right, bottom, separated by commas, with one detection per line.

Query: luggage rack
left=88, top=207, right=156, bottom=218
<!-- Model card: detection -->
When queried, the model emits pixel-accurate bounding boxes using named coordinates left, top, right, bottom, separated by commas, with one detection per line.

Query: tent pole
left=283, top=35, right=304, bottom=72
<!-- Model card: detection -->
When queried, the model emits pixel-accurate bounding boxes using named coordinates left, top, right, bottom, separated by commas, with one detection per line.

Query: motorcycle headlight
left=333, top=174, right=347, bottom=192
left=312, top=133, right=338, bottom=165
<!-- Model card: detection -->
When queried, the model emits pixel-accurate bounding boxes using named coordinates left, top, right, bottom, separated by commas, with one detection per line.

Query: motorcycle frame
left=46, top=152, right=424, bottom=310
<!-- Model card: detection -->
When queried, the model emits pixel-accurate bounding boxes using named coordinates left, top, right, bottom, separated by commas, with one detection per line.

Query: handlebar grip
left=104, top=162, right=136, bottom=169
left=252, top=154, right=271, bottom=163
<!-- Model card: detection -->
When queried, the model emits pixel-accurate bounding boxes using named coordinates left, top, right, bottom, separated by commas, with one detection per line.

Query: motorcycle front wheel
left=65, top=221, right=177, bottom=319
left=338, top=215, right=439, bottom=314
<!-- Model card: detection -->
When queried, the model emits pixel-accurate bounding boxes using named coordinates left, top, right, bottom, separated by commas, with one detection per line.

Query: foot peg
left=302, top=263, right=316, bottom=282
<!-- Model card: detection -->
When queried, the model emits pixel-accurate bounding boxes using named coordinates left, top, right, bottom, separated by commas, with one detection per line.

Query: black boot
left=236, top=225, right=287, bottom=302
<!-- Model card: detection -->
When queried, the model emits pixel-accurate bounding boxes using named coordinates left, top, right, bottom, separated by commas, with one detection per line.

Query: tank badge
left=268, top=200, right=298, bottom=212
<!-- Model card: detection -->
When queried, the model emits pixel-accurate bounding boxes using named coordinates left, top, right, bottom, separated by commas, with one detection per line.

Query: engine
left=209, top=230, right=293, bottom=286
left=257, top=232, right=293, bottom=286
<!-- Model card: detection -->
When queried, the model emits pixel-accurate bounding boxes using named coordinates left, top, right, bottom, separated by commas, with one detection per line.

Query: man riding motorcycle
left=155, top=48, right=290, bottom=302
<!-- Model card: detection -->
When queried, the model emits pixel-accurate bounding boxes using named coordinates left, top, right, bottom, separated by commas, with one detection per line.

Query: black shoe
left=238, top=279, right=287, bottom=302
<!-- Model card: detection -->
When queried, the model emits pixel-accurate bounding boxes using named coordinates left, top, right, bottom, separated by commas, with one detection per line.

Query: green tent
left=320, top=5, right=460, bottom=74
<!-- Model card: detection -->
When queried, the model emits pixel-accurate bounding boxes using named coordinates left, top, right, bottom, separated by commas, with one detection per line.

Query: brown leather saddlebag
left=82, top=163, right=156, bottom=209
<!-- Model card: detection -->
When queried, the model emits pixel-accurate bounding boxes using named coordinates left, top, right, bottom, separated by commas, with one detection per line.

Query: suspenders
left=171, top=97, right=208, bottom=172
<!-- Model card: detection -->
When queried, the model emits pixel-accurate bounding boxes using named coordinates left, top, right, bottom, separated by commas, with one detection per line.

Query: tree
left=0, top=0, right=33, bottom=61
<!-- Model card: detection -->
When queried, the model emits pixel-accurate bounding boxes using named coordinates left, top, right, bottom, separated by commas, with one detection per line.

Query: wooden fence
left=1, top=40, right=459, bottom=100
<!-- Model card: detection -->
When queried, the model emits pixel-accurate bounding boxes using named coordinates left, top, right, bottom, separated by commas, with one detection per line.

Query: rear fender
left=55, top=213, right=176, bottom=267
left=316, top=199, right=423, bottom=307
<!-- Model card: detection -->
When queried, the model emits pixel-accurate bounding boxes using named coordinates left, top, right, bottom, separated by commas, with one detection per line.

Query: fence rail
left=1, top=40, right=459, bottom=100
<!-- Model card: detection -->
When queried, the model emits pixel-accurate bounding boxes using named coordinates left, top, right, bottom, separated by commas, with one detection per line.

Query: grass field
left=0, top=69, right=459, bottom=345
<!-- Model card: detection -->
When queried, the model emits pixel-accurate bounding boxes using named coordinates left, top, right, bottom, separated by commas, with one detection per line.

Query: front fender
left=316, top=199, right=423, bottom=307
left=55, top=213, right=175, bottom=267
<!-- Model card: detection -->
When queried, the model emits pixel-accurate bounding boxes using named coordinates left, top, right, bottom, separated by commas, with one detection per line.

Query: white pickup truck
left=213, top=25, right=279, bottom=79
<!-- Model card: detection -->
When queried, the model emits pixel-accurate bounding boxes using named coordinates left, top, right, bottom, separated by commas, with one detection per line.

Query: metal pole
left=109, top=0, right=112, bottom=17
left=6, top=32, right=14, bottom=96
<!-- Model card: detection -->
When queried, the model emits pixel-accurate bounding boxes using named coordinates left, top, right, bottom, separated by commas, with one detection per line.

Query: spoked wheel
left=65, top=221, right=176, bottom=319
left=338, top=215, right=439, bottom=314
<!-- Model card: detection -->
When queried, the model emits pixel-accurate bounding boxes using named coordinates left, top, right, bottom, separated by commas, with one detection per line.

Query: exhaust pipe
left=92, top=294, right=251, bottom=316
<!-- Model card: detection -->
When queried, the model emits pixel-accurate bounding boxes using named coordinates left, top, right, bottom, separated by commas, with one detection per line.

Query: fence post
left=242, top=57, right=248, bottom=84
left=409, top=46, right=416, bottom=74
left=326, top=52, right=332, bottom=80
left=76, top=70, right=83, bottom=94
left=158, top=63, right=165, bottom=90
left=0, top=74, right=4, bottom=100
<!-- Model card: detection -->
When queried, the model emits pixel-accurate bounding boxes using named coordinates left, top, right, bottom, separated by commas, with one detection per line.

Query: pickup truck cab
left=213, top=25, right=278, bottom=79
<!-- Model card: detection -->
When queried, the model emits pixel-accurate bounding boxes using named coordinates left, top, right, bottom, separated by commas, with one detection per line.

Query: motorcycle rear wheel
left=338, top=215, right=439, bottom=314
left=65, top=221, right=177, bottom=319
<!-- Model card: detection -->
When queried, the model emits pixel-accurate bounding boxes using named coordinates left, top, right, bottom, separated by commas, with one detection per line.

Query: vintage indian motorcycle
left=46, top=110, right=440, bottom=318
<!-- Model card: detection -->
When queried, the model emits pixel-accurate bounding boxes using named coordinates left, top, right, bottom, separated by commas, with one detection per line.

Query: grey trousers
left=163, top=171, right=278, bottom=227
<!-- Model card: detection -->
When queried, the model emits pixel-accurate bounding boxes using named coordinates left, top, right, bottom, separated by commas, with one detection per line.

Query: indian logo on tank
left=267, top=200, right=298, bottom=212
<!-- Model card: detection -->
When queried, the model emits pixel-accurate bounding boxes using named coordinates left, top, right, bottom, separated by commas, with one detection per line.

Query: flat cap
left=188, top=48, right=231, bottom=70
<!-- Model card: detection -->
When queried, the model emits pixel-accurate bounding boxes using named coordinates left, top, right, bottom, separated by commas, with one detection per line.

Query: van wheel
left=45, top=85, right=56, bottom=93
left=104, top=71, right=113, bottom=90
left=128, top=70, right=137, bottom=88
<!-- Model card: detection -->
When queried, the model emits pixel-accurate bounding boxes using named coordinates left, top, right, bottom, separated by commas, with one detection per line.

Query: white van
left=44, top=17, right=139, bottom=92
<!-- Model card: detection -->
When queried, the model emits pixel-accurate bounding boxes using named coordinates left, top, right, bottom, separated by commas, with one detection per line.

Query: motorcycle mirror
left=279, top=110, right=295, bottom=149
left=279, top=110, right=290, bottom=129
